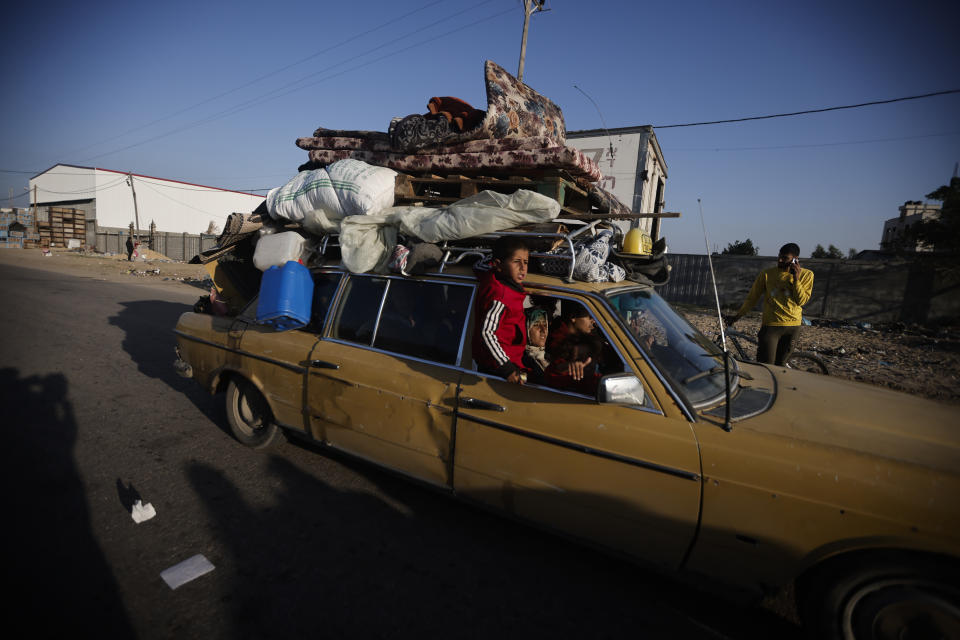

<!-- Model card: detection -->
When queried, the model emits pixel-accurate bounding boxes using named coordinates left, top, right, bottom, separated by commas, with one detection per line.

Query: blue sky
left=3, top=0, right=957, bottom=256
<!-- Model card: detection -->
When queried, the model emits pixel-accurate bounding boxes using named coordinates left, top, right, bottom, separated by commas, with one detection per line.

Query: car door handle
left=458, top=397, right=505, bottom=412
left=309, top=359, right=340, bottom=370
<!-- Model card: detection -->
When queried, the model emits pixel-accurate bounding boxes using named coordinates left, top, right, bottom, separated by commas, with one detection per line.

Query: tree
left=909, top=177, right=960, bottom=254
left=721, top=238, right=758, bottom=255
left=811, top=244, right=843, bottom=259
left=848, top=248, right=858, bottom=259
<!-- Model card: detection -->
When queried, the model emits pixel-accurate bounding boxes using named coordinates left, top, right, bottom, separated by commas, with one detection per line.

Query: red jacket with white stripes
left=472, top=268, right=527, bottom=377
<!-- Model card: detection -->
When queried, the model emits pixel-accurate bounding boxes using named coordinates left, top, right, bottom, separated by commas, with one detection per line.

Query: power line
left=652, top=89, right=960, bottom=129
left=76, top=0, right=508, bottom=163
left=135, top=179, right=232, bottom=219
left=0, top=167, right=274, bottom=193
left=57, top=0, right=449, bottom=158
left=666, top=130, right=960, bottom=152
left=81, top=0, right=516, bottom=162
left=31, top=176, right=130, bottom=196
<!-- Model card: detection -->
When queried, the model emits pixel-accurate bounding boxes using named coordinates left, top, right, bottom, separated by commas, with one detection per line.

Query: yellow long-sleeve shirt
left=736, top=266, right=814, bottom=326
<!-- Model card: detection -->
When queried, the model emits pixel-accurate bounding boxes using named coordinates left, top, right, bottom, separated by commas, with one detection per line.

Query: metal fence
left=658, top=253, right=960, bottom=324
left=94, top=228, right=217, bottom=261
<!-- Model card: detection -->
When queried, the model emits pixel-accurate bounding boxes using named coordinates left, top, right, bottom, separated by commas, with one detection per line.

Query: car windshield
left=607, top=289, right=731, bottom=406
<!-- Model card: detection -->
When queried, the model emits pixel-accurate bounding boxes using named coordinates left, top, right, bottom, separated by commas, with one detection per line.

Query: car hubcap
left=843, top=579, right=960, bottom=640
left=237, top=391, right=263, bottom=436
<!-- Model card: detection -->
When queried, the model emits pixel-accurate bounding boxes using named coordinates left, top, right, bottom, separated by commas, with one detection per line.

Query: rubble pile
left=193, top=60, right=669, bottom=320
left=684, top=310, right=960, bottom=404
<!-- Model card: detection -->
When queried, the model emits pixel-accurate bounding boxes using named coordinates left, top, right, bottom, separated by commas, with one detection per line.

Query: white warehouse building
left=29, top=164, right=265, bottom=236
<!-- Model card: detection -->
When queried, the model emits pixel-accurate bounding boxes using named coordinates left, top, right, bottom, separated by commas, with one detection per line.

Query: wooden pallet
left=394, top=173, right=594, bottom=215
left=393, top=172, right=681, bottom=221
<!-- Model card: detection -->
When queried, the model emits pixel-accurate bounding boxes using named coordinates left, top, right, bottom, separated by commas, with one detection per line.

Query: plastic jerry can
left=255, top=261, right=314, bottom=331
left=253, top=231, right=306, bottom=271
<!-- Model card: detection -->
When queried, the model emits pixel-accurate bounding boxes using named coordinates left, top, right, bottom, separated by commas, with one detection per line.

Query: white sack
left=301, top=208, right=342, bottom=235
left=326, top=159, right=397, bottom=216
left=253, top=231, right=306, bottom=271
left=339, top=211, right=400, bottom=274
left=337, top=189, right=560, bottom=274
left=396, top=189, right=559, bottom=243
left=266, top=169, right=341, bottom=223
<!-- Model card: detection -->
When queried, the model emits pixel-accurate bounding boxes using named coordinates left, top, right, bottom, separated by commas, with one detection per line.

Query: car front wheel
left=225, top=378, right=280, bottom=449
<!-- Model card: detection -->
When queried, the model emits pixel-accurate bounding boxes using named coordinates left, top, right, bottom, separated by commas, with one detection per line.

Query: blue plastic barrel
left=255, top=261, right=314, bottom=331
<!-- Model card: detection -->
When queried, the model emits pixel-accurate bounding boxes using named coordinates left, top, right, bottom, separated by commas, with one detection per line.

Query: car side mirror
left=598, top=374, right=647, bottom=407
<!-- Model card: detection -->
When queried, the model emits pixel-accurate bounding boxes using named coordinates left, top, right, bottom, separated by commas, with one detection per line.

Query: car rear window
left=306, top=272, right=343, bottom=333
left=373, top=279, right=472, bottom=365
left=331, top=276, right=387, bottom=344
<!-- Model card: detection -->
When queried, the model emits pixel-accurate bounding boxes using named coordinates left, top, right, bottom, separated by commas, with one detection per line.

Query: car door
left=305, top=275, right=473, bottom=487
left=230, top=271, right=343, bottom=432
left=452, top=294, right=702, bottom=571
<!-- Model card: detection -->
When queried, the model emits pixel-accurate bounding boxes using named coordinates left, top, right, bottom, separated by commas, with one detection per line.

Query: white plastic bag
left=396, top=189, right=560, bottom=242
left=339, top=212, right=400, bottom=274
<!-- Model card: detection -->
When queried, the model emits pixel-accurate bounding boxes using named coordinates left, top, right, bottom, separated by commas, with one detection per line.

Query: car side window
left=524, top=296, right=634, bottom=398
left=373, top=279, right=472, bottom=365
left=305, top=272, right=343, bottom=333
left=331, top=276, right=387, bottom=345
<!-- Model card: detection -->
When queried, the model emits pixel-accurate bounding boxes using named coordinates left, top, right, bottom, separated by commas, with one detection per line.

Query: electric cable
left=135, top=179, right=232, bottom=219
left=653, top=89, right=960, bottom=129
left=77, top=4, right=516, bottom=162
left=57, top=0, right=450, bottom=158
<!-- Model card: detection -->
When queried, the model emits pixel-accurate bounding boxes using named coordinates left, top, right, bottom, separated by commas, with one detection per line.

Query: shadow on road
left=108, top=299, right=226, bottom=432
left=0, top=367, right=135, bottom=638
left=187, top=448, right=802, bottom=639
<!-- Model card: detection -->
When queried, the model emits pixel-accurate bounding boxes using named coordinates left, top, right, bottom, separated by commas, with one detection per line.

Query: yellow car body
left=174, top=266, right=960, bottom=638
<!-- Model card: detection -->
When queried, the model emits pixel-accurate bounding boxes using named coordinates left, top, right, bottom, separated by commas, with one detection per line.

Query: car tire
left=801, top=554, right=960, bottom=639
left=224, top=377, right=280, bottom=449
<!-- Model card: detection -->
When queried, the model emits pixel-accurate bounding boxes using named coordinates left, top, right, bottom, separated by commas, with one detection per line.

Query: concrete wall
left=658, top=253, right=960, bottom=325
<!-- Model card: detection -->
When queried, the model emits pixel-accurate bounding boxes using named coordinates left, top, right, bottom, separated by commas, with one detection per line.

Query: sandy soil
left=0, top=246, right=210, bottom=284
left=682, top=309, right=960, bottom=406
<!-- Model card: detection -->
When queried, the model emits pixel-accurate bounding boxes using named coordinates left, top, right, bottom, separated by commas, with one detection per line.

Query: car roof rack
left=436, top=219, right=608, bottom=282
left=311, top=219, right=612, bottom=282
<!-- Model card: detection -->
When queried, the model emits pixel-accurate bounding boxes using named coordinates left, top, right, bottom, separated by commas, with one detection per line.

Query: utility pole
left=517, top=0, right=547, bottom=82
left=126, top=172, right=141, bottom=240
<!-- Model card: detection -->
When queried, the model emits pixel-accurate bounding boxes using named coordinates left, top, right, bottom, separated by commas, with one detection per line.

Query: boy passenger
left=472, top=237, right=529, bottom=384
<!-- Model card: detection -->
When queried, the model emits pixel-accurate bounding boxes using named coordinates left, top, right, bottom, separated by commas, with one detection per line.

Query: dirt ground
left=682, top=309, right=960, bottom=406
left=3, top=247, right=958, bottom=406
left=0, top=246, right=210, bottom=284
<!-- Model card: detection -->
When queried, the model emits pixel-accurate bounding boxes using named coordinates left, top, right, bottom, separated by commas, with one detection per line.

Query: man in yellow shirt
left=724, top=243, right=814, bottom=365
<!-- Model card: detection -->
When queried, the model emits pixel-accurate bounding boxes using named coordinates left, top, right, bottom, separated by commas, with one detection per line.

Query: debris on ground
left=683, top=310, right=960, bottom=404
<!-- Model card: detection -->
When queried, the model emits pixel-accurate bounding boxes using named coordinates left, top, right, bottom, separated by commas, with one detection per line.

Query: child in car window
left=472, top=237, right=529, bottom=384
left=522, top=307, right=550, bottom=383
left=545, top=305, right=602, bottom=394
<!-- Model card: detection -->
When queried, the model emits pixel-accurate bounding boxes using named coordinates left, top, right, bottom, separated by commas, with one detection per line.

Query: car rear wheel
left=803, top=556, right=960, bottom=639
left=225, top=378, right=280, bottom=449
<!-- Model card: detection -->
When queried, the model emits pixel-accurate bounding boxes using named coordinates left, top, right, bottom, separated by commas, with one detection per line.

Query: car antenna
left=698, top=198, right=733, bottom=431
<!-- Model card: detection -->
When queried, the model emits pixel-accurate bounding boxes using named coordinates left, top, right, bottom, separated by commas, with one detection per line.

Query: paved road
left=0, top=261, right=801, bottom=639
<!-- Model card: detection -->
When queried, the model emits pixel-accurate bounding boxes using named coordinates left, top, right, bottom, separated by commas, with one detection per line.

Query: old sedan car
left=174, top=263, right=959, bottom=639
